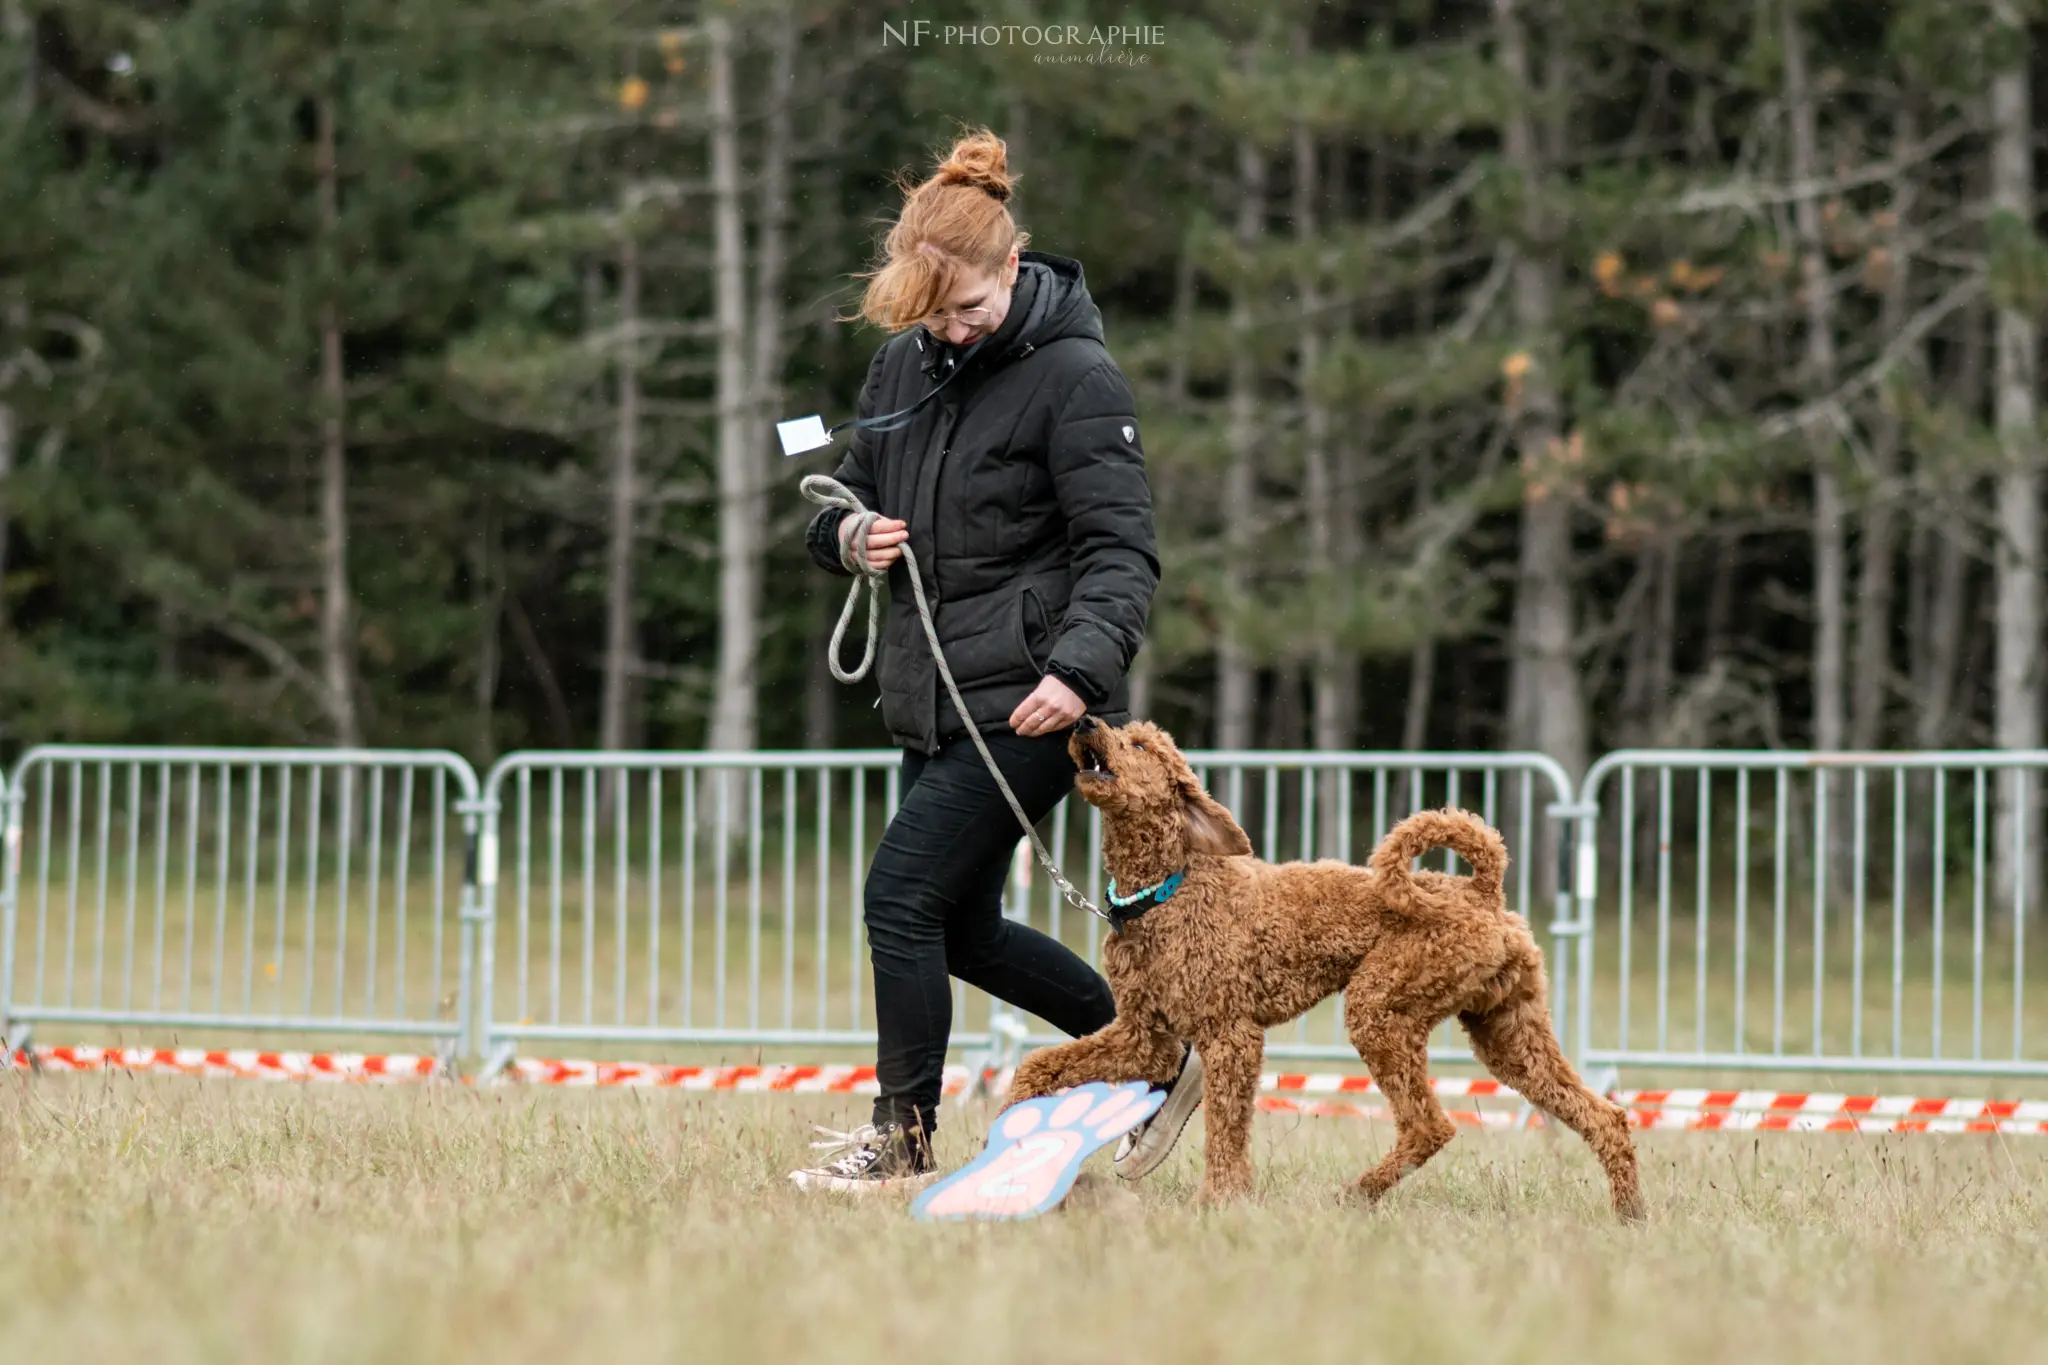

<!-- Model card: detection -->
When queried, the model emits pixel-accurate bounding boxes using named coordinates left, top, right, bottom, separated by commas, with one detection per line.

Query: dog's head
left=1069, top=717, right=1252, bottom=859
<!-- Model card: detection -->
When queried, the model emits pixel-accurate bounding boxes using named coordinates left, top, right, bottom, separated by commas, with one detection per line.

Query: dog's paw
left=912, top=1082, right=1163, bottom=1221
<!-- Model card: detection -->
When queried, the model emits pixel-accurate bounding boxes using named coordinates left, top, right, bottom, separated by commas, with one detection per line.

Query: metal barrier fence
left=469, top=750, right=1577, bottom=1072
left=11, top=740, right=2043, bottom=1092
left=1570, top=751, right=2048, bottom=1084
left=1, top=747, right=485, bottom=1059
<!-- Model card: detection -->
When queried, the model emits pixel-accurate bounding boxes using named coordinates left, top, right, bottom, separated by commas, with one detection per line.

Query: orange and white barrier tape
left=12, top=1045, right=2047, bottom=1135
left=1625, top=1108, right=2048, bottom=1136
left=1614, top=1088, right=2048, bottom=1123
left=1258, top=1094, right=1522, bottom=1130
left=1263, top=1073, right=1513, bottom=1100
left=8, top=1045, right=441, bottom=1082
left=501, top=1059, right=954, bottom=1093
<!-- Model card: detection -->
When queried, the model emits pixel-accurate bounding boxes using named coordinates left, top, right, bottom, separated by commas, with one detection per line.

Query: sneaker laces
left=806, top=1123, right=893, bottom=1175
left=808, top=1123, right=882, bottom=1157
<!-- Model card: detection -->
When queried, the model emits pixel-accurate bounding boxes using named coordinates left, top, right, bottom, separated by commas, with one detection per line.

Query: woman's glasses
left=922, top=305, right=994, bottom=330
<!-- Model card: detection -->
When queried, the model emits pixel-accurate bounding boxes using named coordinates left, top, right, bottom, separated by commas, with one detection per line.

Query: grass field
left=4, top=1075, right=2046, bottom=1364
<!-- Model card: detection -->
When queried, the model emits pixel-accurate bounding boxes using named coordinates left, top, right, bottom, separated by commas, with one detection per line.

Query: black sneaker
left=788, top=1121, right=937, bottom=1193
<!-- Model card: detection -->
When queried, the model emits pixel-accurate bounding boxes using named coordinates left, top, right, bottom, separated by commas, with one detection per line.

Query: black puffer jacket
left=805, top=251, right=1159, bottom=755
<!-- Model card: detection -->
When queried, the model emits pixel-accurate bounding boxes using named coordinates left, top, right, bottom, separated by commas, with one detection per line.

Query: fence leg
left=5, top=1021, right=34, bottom=1071
left=474, top=1039, right=518, bottom=1085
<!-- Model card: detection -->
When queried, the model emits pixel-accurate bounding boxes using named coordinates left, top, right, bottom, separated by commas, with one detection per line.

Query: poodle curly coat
left=1002, top=716, right=1645, bottom=1220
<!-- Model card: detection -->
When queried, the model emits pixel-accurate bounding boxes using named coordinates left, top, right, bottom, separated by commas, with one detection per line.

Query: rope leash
left=800, top=474, right=1111, bottom=927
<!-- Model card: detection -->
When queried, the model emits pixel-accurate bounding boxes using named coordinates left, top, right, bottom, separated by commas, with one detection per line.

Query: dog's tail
left=1366, top=807, right=1509, bottom=911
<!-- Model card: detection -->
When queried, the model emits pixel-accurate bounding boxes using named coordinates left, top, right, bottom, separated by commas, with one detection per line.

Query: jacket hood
left=915, top=251, right=1104, bottom=379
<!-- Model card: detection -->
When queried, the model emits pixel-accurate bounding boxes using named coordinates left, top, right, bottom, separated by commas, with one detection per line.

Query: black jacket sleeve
left=1043, top=356, right=1160, bottom=703
left=804, top=343, right=891, bottom=576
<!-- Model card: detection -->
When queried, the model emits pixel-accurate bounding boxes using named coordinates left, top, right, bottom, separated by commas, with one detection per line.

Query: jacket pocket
left=1018, top=583, right=1055, bottom=674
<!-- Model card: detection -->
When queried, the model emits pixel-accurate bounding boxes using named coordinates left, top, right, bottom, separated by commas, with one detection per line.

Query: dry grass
left=4, top=1075, right=2046, bottom=1364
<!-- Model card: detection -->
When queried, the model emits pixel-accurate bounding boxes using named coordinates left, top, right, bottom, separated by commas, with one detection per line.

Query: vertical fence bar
left=123, top=764, right=141, bottom=1009
left=182, top=764, right=199, bottom=1012
left=582, top=767, right=596, bottom=1028
left=849, top=768, right=864, bottom=1031
left=213, top=764, right=231, bottom=1015
left=2016, top=768, right=2028, bottom=1062
left=274, top=768, right=291, bottom=1016
left=393, top=769, right=414, bottom=1023
left=749, top=767, right=763, bottom=1032
left=651, top=771, right=664, bottom=1030
left=1773, top=768, right=1787, bottom=1054
left=549, top=767, right=562, bottom=1025
left=1851, top=768, right=1866, bottom=1057
left=1619, top=770, right=1634, bottom=1051
left=241, top=766, right=260, bottom=1015
left=1811, top=767, right=1826, bottom=1054
left=363, top=768, right=381, bottom=1017
left=63, top=761, right=80, bottom=1008
left=1972, top=766, right=1986, bottom=1060
left=1892, top=767, right=1905, bottom=1059
left=333, top=765, right=352, bottom=1019
left=816, top=768, right=830, bottom=1031
left=683, top=771, right=696, bottom=1029
left=1656, top=766, right=1670, bottom=1052
left=430, top=769, right=446, bottom=1030
left=1695, top=768, right=1709, bottom=1051
left=1932, top=768, right=1945, bottom=1058
left=715, top=772, right=729, bottom=1029
left=513, top=768, right=530, bottom=1029
left=304, top=767, right=322, bottom=1019
left=33, top=763, right=51, bottom=1008
left=782, top=767, right=796, bottom=1032
left=615, top=769, right=629, bottom=1029
left=92, top=762, right=109, bottom=1008
left=1733, top=767, right=1749, bottom=1054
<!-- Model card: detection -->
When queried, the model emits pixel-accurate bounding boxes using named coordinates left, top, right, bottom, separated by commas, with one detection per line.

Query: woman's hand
left=839, top=514, right=909, bottom=572
left=1010, top=675, right=1086, bottom=737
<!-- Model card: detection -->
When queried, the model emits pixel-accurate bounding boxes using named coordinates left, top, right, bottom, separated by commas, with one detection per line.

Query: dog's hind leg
left=1458, top=977, right=1645, bottom=1222
left=1193, top=1021, right=1264, bottom=1204
left=1343, top=984, right=1457, bottom=1207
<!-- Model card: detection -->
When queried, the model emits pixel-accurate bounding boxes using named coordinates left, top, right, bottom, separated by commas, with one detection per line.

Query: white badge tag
left=777, top=414, right=832, bottom=457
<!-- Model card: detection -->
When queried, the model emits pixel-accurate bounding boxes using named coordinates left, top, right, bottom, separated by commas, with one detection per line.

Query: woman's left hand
left=1009, top=675, right=1086, bottom=737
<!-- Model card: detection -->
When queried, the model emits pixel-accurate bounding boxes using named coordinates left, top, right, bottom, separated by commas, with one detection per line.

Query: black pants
left=865, top=728, right=1116, bottom=1135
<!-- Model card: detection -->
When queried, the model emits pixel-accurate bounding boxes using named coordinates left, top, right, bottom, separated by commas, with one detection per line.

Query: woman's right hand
left=840, top=514, right=909, bottom=572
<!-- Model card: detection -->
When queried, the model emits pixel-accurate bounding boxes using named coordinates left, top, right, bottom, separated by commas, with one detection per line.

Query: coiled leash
left=800, top=472, right=1111, bottom=928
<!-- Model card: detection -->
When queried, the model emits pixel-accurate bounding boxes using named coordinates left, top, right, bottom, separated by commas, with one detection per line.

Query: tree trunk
left=473, top=505, right=503, bottom=764
left=0, top=396, right=12, bottom=633
left=3, top=0, right=30, bottom=121
left=706, top=13, right=760, bottom=762
left=314, top=93, right=360, bottom=749
left=599, top=231, right=642, bottom=754
left=1293, top=59, right=1354, bottom=849
left=1706, top=535, right=1735, bottom=668
left=1851, top=115, right=1917, bottom=754
left=1402, top=447, right=1438, bottom=754
left=805, top=589, right=838, bottom=750
left=1498, top=0, right=1586, bottom=782
left=1915, top=522, right=1969, bottom=750
left=1135, top=240, right=1199, bottom=727
left=1215, top=105, right=1263, bottom=752
left=1991, top=9, right=2042, bottom=915
left=1783, top=2, right=1845, bottom=761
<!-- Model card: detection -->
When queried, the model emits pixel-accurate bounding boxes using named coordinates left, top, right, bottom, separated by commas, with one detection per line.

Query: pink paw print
left=912, top=1082, right=1164, bottom=1221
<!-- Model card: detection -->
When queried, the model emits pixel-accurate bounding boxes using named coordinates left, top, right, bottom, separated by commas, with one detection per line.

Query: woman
left=790, top=128, right=1201, bottom=1191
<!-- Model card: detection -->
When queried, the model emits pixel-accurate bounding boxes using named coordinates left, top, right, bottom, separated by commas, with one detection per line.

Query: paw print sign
left=912, top=1082, right=1163, bottom=1221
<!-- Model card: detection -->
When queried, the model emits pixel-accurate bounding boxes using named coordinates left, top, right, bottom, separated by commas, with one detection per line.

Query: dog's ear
left=1180, top=783, right=1252, bottom=858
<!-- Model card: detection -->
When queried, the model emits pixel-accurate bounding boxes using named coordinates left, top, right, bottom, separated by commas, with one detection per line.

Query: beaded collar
left=1104, top=868, right=1185, bottom=933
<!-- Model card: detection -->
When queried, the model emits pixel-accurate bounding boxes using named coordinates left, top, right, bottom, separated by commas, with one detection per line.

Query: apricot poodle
left=1003, top=716, right=1645, bottom=1221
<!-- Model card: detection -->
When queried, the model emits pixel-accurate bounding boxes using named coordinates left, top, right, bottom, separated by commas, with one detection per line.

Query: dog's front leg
left=1195, top=1022, right=1265, bottom=1205
left=1004, top=1016, right=1182, bottom=1107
